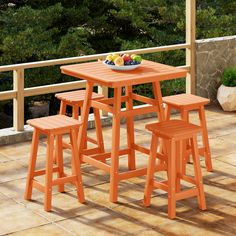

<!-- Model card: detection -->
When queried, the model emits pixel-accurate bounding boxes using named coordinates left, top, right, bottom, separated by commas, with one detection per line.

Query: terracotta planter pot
left=217, top=84, right=236, bottom=111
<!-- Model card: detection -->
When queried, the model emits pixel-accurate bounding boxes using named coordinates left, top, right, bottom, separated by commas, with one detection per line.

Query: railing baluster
left=186, top=0, right=196, bottom=94
left=13, top=69, right=24, bottom=131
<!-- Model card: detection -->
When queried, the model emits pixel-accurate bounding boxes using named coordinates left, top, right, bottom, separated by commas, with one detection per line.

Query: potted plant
left=217, top=67, right=236, bottom=111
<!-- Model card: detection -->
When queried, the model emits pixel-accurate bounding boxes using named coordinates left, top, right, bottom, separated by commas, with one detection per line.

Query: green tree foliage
left=196, top=0, right=236, bottom=38
left=1, top=0, right=234, bottom=67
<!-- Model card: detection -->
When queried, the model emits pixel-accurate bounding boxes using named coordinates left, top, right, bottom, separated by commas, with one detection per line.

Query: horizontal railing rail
left=0, top=43, right=192, bottom=131
left=0, top=44, right=189, bottom=72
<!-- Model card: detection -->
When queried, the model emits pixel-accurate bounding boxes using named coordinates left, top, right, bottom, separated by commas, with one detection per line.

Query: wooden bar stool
left=163, top=94, right=212, bottom=172
left=55, top=90, right=105, bottom=154
left=144, top=120, right=206, bottom=219
left=24, top=115, right=85, bottom=211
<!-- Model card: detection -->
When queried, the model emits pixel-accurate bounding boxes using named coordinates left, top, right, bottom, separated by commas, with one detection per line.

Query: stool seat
left=163, top=94, right=209, bottom=109
left=27, top=115, right=81, bottom=134
left=55, top=90, right=104, bottom=105
left=146, top=120, right=202, bottom=139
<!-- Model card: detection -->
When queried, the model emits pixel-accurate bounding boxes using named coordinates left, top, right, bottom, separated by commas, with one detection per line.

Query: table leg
left=110, top=87, right=122, bottom=202
left=77, top=82, right=94, bottom=155
left=199, top=106, right=212, bottom=171
left=152, top=82, right=165, bottom=121
left=152, top=82, right=166, bottom=162
left=125, top=86, right=136, bottom=170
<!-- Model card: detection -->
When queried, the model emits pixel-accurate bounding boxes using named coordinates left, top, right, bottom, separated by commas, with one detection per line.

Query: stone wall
left=196, top=36, right=236, bottom=103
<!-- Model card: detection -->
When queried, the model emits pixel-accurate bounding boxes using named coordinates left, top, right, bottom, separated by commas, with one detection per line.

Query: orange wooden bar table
left=61, top=60, right=187, bottom=202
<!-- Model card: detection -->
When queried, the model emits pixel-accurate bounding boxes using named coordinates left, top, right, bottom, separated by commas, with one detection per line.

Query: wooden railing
left=0, top=0, right=195, bottom=132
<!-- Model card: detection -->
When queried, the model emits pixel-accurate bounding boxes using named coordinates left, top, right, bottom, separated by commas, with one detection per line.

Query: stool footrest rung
left=63, top=140, right=100, bottom=149
left=82, top=147, right=103, bottom=156
left=34, top=167, right=59, bottom=177
left=63, top=142, right=71, bottom=149
left=89, top=148, right=130, bottom=160
left=133, top=144, right=167, bottom=161
left=118, top=164, right=166, bottom=181
left=82, top=154, right=111, bottom=172
left=86, top=136, right=98, bottom=145
left=119, top=167, right=147, bottom=181
left=180, top=174, right=196, bottom=185
left=153, top=180, right=168, bottom=192
left=33, top=180, right=45, bottom=193
left=175, top=188, right=198, bottom=201
left=52, top=176, right=77, bottom=186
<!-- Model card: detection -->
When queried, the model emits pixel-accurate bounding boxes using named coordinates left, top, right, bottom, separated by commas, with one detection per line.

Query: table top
left=61, top=60, right=188, bottom=88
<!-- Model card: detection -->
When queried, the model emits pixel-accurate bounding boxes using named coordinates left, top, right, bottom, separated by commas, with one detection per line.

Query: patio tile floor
left=0, top=105, right=235, bottom=235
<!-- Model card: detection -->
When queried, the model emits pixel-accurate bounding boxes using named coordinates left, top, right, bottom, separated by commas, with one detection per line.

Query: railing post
left=98, top=85, right=108, bottom=116
left=13, top=69, right=24, bottom=131
left=186, top=0, right=196, bottom=94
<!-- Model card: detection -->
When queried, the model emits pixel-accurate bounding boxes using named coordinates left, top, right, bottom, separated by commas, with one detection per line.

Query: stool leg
left=72, top=105, right=84, bottom=150
left=94, top=108, right=105, bottom=155
left=70, top=128, right=85, bottom=203
left=72, top=105, right=79, bottom=120
left=167, top=140, right=176, bottom=219
left=179, top=139, right=184, bottom=176
left=181, top=109, right=190, bottom=174
left=165, top=105, right=171, bottom=121
left=190, top=136, right=206, bottom=211
left=55, top=101, right=67, bottom=164
left=72, top=104, right=80, bottom=141
left=56, top=134, right=65, bottom=193
left=143, top=134, right=158, bottom=207
left=44, top=134, right=54, bottom=211
left=25, top=129, right=39, bottom=200
left=77, top=105, right=87, bottom=150
left=199, top=106, right=213, bottom=172
left=59, top=101, right=67, bottom=115
left=125, top=86, right=136, bottom=170
left=175, top=141, right=181, bottom=193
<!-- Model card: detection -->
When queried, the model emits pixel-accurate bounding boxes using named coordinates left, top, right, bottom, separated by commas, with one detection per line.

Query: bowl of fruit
left=103, top=53, right=142, bottom=70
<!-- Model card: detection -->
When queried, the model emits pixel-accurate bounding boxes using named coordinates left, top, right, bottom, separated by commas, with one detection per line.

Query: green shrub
left=220, top=67, right=236, bottom=87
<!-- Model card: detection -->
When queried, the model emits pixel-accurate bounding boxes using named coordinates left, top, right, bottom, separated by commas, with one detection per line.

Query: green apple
left=131, top=54, right=137, bottom=59
left=132, top=55, right=142, bottom=63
